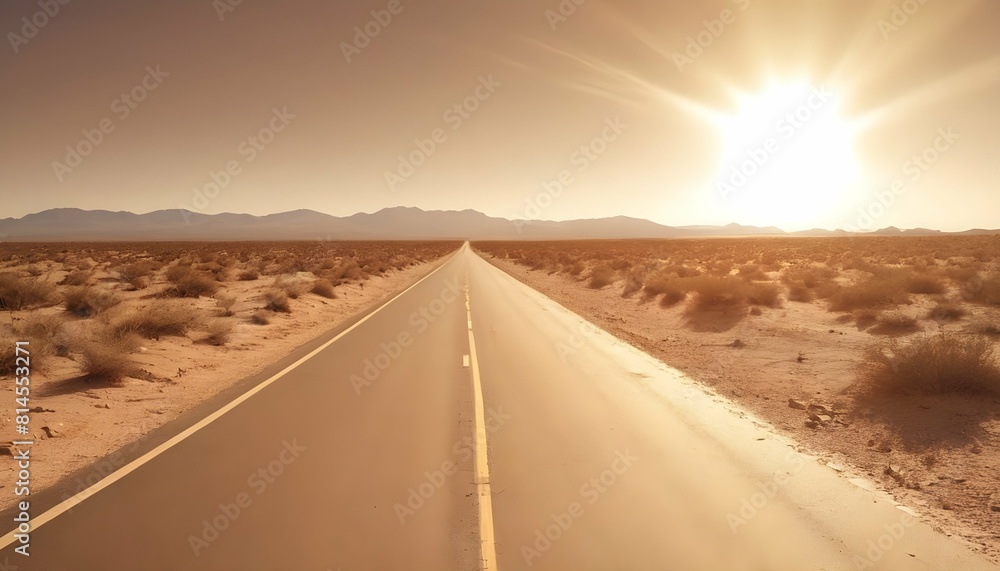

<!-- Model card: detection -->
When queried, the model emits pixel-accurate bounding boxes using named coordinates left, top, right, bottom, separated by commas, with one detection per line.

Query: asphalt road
left=1, top=243, right=997, bottom=570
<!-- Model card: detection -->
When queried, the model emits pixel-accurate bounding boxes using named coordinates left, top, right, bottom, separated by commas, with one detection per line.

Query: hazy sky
left=1, top=0, right=998, bottom=231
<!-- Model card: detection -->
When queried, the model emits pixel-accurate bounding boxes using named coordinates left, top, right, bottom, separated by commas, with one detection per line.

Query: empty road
left=1, top=244, right=996, bottom=570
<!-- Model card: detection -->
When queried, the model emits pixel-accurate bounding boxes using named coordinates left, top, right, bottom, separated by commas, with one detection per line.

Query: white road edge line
left=0, top=249, right=462, bottom=550
left=465, top=268, right=498, bottom=571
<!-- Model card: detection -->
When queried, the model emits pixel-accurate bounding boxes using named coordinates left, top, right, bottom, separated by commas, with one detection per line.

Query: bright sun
left=713, top=81, right=860, bottom=229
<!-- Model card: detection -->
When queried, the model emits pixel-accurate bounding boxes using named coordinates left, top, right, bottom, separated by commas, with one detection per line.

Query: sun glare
left=713, top=81, right=860, bottom=230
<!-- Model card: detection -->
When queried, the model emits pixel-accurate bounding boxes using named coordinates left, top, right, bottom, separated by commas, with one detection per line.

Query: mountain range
left=0, top=207, right=995, bottom=241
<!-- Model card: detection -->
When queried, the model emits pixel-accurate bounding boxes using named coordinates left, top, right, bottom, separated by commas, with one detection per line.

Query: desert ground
left=0, top=241, right=459, bottom=512
left=474, top=235, right=1000, bottom=561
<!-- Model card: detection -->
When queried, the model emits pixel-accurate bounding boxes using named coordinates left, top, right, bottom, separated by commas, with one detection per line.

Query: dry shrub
left=973, top=274, right=1000, bottom=306
left=171, top=270, right=218, bottom=298
left=102, top=300, right=199, bottom=340
left=329, top=261, right=363, bottom=283
left=685, top=276, right=748, bottom=312
left=566, top=261, right=585, bottom=277
left=250, top=310, right=270, bottom=325
left=0, top=273, right=57, bottom=310
left=870, top=313, right=922, bottom=335
left=746, top=283, right=782, bottom=307
left=263, top=289, right=291, bottom=312
left=927, top=303, right=967, bottom=323
left=59, top=269, right=93, bottom=286
left=238, top=269, right=260, bottom=281
left=311, top=279, right=337, bottom=299
left=78, top=336, right=139, bottom=382
left=118, top=261, right=156, bottom=283
left=905, top=274, right=947, bottom=295
left=620, top=265, right=646, bottom=298
left=64, top=286, right=121, bottom=317
left=587, top=264, right=616, bottom=289
left=854, top=309, right=881, bottom=330
left=0, top=314, right=66, bottom=374
left=737, top=264, right=768, bottom=281
left=203, top=319, right=235, bottom=346
left=787, top=283, right=814, bottom=303
left=862, top=334, right=1000, bottom=394
left=827, top=274, right=911, bottom=312
left=967, top=319, right=999, bottom=337
left=215, top=293, right=237, bottom=316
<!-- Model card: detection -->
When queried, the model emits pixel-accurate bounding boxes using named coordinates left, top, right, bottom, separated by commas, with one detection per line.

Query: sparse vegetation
left=64, top=286, right=121, bottom=317
left=0, top=272, right=57, bottom=310
left=587, top=264, right=616, bottom=289
left=203, top=319, right=235, bottom=346
left=263, top=289, right=291, bottom=312
left=101, top=300, right=200, bottom=341
left=862, top=334, right=1000, bottom=394
left=311, top=279, right=337, bottom=299
left=250, top=310, right=270, bottom=325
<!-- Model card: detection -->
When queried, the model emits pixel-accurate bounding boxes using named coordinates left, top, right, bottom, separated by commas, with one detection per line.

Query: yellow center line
left=465, top=268, right=498, bottom=571
left=0, top=251, right=461, bottom=551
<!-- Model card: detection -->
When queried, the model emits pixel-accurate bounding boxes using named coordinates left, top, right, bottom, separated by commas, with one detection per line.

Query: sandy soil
left=482, top=254, right=1000, bottom=563
left=0, top=259, right=444, bottom=513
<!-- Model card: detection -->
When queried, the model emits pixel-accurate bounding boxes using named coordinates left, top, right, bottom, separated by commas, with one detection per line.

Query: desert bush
left=102, top=300, right=199, bottom=341
left=587, top=264, right=616, bottom=289
left=250, top=310, right=270, bottom=325
left=0, top=273, right=57, bottom=310
left=927, top=303, right=967, bottom=323
left=78, top=336, right=139, bottom=382
left=167, top=267, right=218, bottom=298
left=620, top=266, right=646, bottom=298
left=827, top=274, right=911, bottom=312
left=203, top=319, right=235, bottom=346
left=60, top=269, right=93, bottom=286
left=746, top=283, right=782, bottom=307
left=118, top=261, right=156, bottom=283
left=905, top=274, right=947, bottom=295
left=685, top=276, right=748, bottom=312
left=737, top=264, right=768, bottom=281
left=973, top=274, right=1000, bottom=306
left=969, top=320, right=1000, bottom=336
left=870, top=313, right=922, bottom=335
left=215, top=293, right=237, bottom=316
left=861, top=334, right=1000, bottom=394
left=566, top=261, right=585, bottom=277
left=238, top=269, right=260, bottom=281
left=311, top=279, right=337, bottom=299
left=787, top=283, right=814, bottom=303
left=64, top=286, right=121, bottom=317
left=263, top=289, right=291, bottom=312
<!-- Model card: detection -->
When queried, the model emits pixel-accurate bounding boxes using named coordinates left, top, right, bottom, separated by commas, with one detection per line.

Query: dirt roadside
left=481, top=253, right=1000, bottom=563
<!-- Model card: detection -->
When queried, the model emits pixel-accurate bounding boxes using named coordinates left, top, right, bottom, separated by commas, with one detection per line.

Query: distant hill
left=0, top=207, right=995, bottom=241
